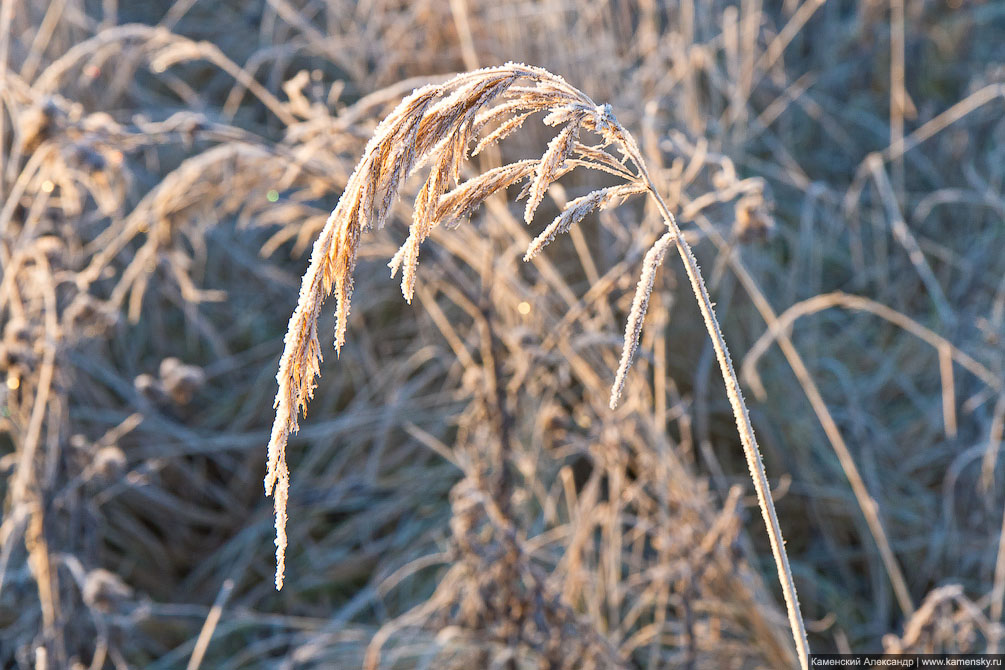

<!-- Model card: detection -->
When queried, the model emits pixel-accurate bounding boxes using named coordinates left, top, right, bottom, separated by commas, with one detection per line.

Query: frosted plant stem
left=645, top=179, right=810, bottom=670
left=261, top=64, right=811, bottom=668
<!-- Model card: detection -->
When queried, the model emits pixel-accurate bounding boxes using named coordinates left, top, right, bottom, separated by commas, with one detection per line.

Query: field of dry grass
left=1, top=1, right=1003, bottom=668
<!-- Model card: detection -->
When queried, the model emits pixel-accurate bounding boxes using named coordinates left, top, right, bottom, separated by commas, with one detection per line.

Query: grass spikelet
left=472, top=109, right=536, bottom=156
left=524, top=183, right=645, bottom=261
left=524, top=122, right=582, bottom=224
left=436, top=160, right=540, bottom=223
left=609, top=232, right=675, bottom=409
left=541, top=103, right=590, bottom=127
left=573, top=142, right=636, bottom=180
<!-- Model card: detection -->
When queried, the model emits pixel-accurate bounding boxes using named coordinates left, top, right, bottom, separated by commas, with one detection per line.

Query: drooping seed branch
left=264, top=63, right=809, bottom=669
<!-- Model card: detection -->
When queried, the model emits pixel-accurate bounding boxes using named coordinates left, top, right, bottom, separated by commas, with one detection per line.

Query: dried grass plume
left=264, top=63, right=809, bottom=668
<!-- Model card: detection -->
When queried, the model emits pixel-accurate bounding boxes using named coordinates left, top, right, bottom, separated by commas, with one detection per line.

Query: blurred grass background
left=1, top=0, right=1003, bottom=667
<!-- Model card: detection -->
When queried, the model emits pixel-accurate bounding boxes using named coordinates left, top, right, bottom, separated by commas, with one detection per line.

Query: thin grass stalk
left=644, top=181, right=809, bottom=670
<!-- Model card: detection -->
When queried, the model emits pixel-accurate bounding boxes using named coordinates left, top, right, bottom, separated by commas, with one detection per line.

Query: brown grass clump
left=265, top=63, right=809, bottom=667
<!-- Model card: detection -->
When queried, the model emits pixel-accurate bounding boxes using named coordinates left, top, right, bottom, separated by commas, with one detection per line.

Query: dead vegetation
left=1, top=1, right=1003, bottom=669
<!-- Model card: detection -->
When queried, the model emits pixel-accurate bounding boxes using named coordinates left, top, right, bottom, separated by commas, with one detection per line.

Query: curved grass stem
left=645, top=179, right=810, bottom=670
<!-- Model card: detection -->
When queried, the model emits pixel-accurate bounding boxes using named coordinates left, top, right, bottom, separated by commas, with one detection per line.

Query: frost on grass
left=609, top=231, right=675, bottom=410
left=264, top=70, right=807, bottom=670
left=264, top=63, right=662, bottom=589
